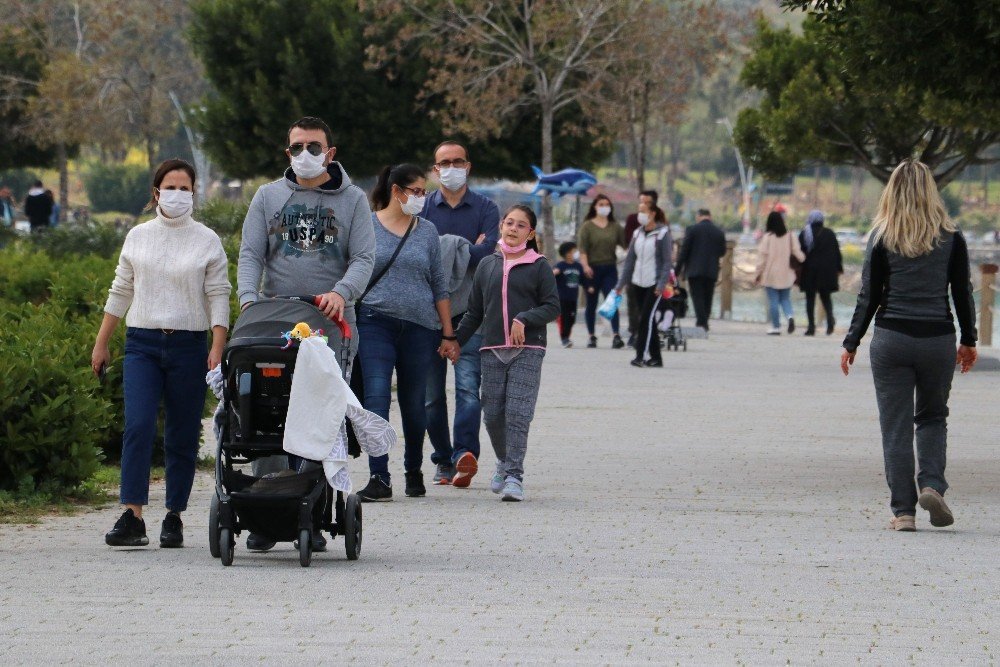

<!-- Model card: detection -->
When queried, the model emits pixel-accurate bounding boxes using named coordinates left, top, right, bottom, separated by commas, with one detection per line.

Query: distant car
left=834, top=228, right=861, bottom=246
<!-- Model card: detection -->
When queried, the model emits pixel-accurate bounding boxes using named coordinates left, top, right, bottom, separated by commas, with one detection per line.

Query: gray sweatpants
left=869, top=327, right=955, bottom=517
left=480, top=349, right=545, bottom=481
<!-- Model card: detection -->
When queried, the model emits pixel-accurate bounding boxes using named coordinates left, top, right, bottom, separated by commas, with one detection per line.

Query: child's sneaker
left=490, top=462, right=506, bottom=494
left=451, top=452, right=478, bottom=488
left=561, top=338, right=573, bottom=348
left=501, top=477, right=524, bottom=502
left=587, top=336, right=597, bottom=348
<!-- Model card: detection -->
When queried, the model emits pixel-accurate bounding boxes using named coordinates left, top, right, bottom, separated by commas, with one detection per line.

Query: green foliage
left=187, top=0, right=610, bottom=181
left=735, top=13, right=1000, bottom=186
left=0, top=27, right=59, bottom=169
left=938, top=187, right=962, bottom=218
left=196, top=197, right=249, bottom=237
left=29, top=223, right=128, bottom=260
left=0, top=169, right=43, bottom=200
left=0, top=302, right=112, bottom=494
left=83, top=163, right=151, bottom=215
left=0, top=245, right=58, bottom=303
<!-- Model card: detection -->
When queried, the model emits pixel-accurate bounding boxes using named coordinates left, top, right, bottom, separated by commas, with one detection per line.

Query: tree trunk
left=813, top=164, right=821, bottom=207
left=983, top=163, right=990, bottom=206
left=849, top=166, right=864, bottom=217
left=668, top=126, right=681, bottom=201
left=57, top=140, right=69, bottom=222
left=146, top=132, right=156, bottom=172
left=540, top=103, right=555, bottom=259
left=635, top=82, right=650, bottom=192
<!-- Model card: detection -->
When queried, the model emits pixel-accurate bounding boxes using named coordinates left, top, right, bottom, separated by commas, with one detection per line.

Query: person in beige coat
left=755, top=211, right=806, bottom=335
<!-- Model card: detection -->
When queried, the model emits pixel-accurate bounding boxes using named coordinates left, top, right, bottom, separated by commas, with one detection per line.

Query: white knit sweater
left=104, top=209, right=231, bottom=330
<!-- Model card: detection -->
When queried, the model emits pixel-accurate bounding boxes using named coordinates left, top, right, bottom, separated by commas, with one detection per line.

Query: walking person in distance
left=755, top=210, right=806, bottom=335
left=576, top=194, right=626, bottom=349
left=676, top=208, right=726, bottom=332
left=799, top=210, right=843, bottom=335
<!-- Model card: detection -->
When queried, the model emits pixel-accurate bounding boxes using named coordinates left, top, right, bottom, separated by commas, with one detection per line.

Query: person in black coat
left=798, top=209, right=843, bottom=335
left=676, top=208, right=727, bottom=330
left=23, top=180, right=53, bottom=233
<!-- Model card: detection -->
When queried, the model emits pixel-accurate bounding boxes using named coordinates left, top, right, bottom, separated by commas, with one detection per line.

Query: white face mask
left=157, top=189, right=193, bottom=218
left=399, top=193, right=425, bottom=216
left=290, top=150, right=328, bottom=179
left=438, top=166, right=468, bottom=192
left=596, top=205, right=611, bottom=218
left=572, top=250, right=581, bottom=261
left=637, top=212, right=650, bottom=225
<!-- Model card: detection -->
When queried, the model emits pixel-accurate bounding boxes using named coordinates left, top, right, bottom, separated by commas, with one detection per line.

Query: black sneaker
left=587, top=336, right=597, bottom=348
left=159, top=511, right=183, bottom=548
left=247, top=533, right=276, bottom=551
left=611, top=334, right=625, bottom=349
left=644, top=359, right=663, bottom=368
left=293, top=533, right=328, bottom=552
left=630, top=358, right=645, bottom=368
left=787, top=317, right=795, bottom=334
left=105, top=508, right=149, bottom=547
left=627, top=334, right=636, bottom=348
left=357, top=475, right=393, bottom=502
left=404, top=471, right=426, bottom=497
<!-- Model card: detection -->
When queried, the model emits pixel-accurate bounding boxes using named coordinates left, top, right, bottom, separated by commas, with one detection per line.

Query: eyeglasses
left=434, top=158, right=469, bottom=169
left=401, top=185, right=427, bottom=197
left=287, top=141, right=326, bottom=157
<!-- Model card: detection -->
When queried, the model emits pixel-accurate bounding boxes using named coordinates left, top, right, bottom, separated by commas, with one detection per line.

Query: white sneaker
left=501, top=477, right=523, bottom=502
left=766, top=327, right=781, bottom=335
left=490, top=462, right=505, bottom=494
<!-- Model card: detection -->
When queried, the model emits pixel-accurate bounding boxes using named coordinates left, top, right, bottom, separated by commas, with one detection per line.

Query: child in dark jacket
left=553, top=241, right=592, bottom=347
left=454, top=205, right=560, bottom=502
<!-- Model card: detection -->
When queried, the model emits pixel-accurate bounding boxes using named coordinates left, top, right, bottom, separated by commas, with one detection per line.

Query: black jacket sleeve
left=515, top=261, right=560, bottom=327
left=842, top=238, right=887, bottom=352
left=676, top=230, right=693, bottom=277
left=949, top=231, right=978, bottom=347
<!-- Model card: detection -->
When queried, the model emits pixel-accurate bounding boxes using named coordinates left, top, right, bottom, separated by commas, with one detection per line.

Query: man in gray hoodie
left=237, top=116, right=375, bottom=552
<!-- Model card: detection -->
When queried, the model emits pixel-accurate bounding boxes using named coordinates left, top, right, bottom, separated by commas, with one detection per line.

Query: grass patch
left=0, top=464, right=119, bottom=525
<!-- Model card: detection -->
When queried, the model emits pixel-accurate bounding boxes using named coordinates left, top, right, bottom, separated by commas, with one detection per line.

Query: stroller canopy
left=229, top=299, right=334, bottom=348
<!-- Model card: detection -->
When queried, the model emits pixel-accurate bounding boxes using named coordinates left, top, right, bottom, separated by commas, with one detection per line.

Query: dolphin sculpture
left=530, top=166, right=598, bottom=198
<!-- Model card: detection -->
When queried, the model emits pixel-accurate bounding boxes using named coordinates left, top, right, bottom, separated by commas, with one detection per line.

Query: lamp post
left=716, top=117, right=752, bottom=235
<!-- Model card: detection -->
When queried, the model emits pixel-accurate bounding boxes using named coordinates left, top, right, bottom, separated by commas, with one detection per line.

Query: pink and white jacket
left=455, top=249, right=560, bottom=349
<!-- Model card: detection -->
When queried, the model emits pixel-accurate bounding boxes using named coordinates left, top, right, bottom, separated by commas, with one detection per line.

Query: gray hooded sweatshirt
left=237, top=163, right=375, bottom=308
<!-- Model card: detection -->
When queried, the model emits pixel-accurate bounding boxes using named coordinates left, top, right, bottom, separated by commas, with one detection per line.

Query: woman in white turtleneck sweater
left=92, top=159, right=231, bottom=549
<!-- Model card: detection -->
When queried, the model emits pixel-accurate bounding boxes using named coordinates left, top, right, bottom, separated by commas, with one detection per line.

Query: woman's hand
left=91, top=344, right=111, bottom=377
left=840, top=349, right=856, bottom=376
left=208, top=346, right=224, bottom=370
left=956, top=345, right=978, bottom=374
left=510, top=320, right=526, bottom=346
left=438, top=340, right=460, bottom=363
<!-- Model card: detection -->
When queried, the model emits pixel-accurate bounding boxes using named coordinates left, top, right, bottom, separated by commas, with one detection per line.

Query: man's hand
left=475, top=233, right=486, bottom=244
left=956, top=345, right=978, bottom=374
left=438, top=340, right=460, bottom=363
left=840, top=349, right=856, bottom=376
left=583, top=265, right=594, bottom=279
left=317, top=291, right=346, bottom=320
left=510, top=320, right=525, bottom=346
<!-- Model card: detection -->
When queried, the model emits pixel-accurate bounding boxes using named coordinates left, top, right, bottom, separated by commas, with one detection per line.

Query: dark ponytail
left=505, top=204, right=540, bottom=252
left=371, top=163, right=425, bottom=211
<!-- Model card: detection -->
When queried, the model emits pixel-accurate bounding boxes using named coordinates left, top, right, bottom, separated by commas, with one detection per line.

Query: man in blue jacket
left=422, top=141, right=500, bottom=489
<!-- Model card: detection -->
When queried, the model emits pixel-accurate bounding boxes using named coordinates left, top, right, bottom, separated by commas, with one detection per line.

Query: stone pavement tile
left=2, top=321, right=997, bottom=663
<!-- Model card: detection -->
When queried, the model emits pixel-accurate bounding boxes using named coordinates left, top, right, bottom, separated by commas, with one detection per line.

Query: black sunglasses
left=287, top=141, right=326, bottom=157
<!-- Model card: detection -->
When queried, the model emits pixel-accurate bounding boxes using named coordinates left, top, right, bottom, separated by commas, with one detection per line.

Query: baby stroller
left=209, top=296, right=361, bottom=567
left=655, top=285, right=688, bottom=352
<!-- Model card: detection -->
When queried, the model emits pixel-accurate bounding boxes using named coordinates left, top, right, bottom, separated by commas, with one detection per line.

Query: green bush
left=0, top=302, right=111, bottom=494
left=0, top=246, right=58, bottom=303
left=30, top=223, right=128, bottom=259
left=83, top=163, right=151, bottom=216
left=197, top=197, right=249, bottom=237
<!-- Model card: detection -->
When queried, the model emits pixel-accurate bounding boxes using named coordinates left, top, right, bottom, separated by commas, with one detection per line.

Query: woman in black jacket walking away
left=799, top=210, right=842, bottom=335
left=841, top=159, right=978, bottom=532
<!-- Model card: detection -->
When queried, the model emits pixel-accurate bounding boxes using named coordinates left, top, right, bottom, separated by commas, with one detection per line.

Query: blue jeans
left=357, top=306, right=440, bottom=483
left=425, top=314, right=482, bottom=465
left=584, top=263, right=620, bottom=335
left=766, top=287, right=793, bottom=328
left=120, top=328, right=207, bottom=512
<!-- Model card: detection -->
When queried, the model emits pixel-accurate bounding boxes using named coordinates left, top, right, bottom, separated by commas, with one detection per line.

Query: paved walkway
left=2, top=321, right=998, bottom=664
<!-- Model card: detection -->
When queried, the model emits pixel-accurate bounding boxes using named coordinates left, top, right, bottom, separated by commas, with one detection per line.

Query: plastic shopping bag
left=598, top=291, right=622, bottom=321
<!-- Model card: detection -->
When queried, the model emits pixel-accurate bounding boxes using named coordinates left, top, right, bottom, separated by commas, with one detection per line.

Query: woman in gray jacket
left=841, top=160, right=978, bottom=532
left=616, top=201, right=673, bottom=367
left=454, top=204, right=559, bottom=502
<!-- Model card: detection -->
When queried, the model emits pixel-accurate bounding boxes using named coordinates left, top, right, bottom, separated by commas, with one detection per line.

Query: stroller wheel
left=219, top=528, right=234, bottom=566
left=299, top=528, right=312, bottom=567
left=345, top=493, right=362, bottom=561
left=208, top=493, right=221, bottom=559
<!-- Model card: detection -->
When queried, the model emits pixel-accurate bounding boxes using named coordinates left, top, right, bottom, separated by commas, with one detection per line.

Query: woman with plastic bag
left=576, top=194, right=626, bottom=348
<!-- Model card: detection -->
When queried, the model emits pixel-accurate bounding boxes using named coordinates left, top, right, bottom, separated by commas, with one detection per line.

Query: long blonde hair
left=871, top=159, right=955, bottom=257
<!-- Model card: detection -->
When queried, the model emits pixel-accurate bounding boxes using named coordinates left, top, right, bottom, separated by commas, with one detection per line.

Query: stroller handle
left=274, top=295, right=353, bottom=340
